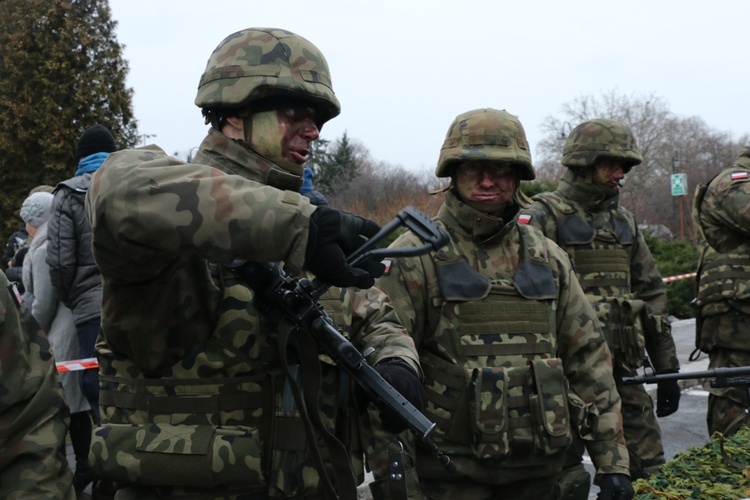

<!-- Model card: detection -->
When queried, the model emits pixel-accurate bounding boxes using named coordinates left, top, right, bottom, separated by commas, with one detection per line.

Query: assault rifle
left=227, top=206, right=455, bottom=473
left=622, top=366, right=750, bottom=389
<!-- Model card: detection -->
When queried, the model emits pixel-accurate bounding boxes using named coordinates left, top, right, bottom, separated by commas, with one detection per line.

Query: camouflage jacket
left=521, top=170, right=678, bottom=374
left=0, top=273, right=74, bottom=499
left=693, top=148, right=750, bottom=348
left=373, top=191, right=628, bottom=478
left=694, top=148, right=750, bottom=255
left=86, top=129, right=316, bottom=374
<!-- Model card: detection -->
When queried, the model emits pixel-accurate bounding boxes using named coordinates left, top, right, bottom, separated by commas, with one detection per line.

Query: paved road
left=70, top=319, right=712, bottom=499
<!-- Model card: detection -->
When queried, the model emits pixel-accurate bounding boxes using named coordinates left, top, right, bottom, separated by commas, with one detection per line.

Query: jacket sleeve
left=520, top=199, right=560, bottom=242
left=0, top=272, right=75, bottom=499
left=31, top=244, right=58, bottom=334
left=350, top=284, right=421, bottom=375
left=85, top=147, right=317, bottom=282
left=372, top=231, right=443, bottom=356
left=630, top=224, right=679, bottom=373
left=551, top=243, right=630, bottom=478
left=46, top=190, right=75, bottom=306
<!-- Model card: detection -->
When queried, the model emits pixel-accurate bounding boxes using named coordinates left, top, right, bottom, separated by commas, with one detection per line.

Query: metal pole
left=672, top=153, right=679, bottom=237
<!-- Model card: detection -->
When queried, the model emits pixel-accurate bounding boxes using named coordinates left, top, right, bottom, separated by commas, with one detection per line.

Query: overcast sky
left=108, top=0, right=750, bottom=173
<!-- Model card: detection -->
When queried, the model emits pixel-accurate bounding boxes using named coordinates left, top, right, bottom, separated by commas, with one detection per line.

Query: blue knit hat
left=300, top=167, right=315, bottom=195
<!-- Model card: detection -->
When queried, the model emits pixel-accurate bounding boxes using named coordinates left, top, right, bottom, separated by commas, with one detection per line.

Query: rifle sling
left=388, top=439, right=408, bottom=500
left=280, top=320, right=358, bottom=499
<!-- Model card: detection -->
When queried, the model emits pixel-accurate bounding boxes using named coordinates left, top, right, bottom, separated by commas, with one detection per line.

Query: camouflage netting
left=633, top=425, right=750, bottom=499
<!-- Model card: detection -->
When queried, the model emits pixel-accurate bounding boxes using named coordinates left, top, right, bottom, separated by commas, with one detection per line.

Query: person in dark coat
left=47, top=123, right=117, bottom=432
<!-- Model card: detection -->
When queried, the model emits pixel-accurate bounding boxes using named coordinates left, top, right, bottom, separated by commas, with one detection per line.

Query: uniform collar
left=191, top=128, right=303, bottom=191
left=439, top=190, right=516, bottom=244
left=557, top=169, right=620, bottom=212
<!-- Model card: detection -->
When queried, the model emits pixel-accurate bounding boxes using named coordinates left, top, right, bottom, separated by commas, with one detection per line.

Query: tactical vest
left=418, top=225, right=577, bottom=470
left=90, top=268, right=362, bottom=497
left=534, top=193, right=647, bottom=373
left=694, top=183, right=750, bottom=352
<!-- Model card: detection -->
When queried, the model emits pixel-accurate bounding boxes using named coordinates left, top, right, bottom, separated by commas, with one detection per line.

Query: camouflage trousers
left=618, top=383, right=665, bottom=476
left=706, top=348, right=750, bottom=437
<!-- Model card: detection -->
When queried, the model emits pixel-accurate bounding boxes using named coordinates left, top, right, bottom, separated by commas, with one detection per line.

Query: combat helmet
left=561, top=119, right=642, bottom=170
left=436, top=108, right=535, bottom=180
left=195, top=28, right=340, bottom=127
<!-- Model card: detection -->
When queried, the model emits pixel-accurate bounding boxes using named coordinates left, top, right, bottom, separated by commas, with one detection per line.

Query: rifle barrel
left=622, top=366, right=750, bottom=385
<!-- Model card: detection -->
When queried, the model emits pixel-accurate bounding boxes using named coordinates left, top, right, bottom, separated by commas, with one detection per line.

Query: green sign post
left=671, top=173, right=688, bottom=196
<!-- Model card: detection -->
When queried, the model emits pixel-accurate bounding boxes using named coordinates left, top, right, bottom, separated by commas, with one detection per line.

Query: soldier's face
left=249, top=105, right=319, bottom=168
left=592, top=159, right=626, bottom=188
left=454, top=160, right=517, bottom=214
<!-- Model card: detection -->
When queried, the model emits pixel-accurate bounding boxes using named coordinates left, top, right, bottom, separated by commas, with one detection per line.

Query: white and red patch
left=517, top=214, right=532, bottom=224
left=382, top=259, right=392, bottom=275
left=56, top=357, right=99, bottom=373
left=731, top=171, right=749, bottom=181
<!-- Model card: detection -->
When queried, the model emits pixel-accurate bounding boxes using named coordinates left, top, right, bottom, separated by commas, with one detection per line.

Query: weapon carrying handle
left=348, top=206, right=449, bottom=267
left=311, top=206, right=449, bottom=297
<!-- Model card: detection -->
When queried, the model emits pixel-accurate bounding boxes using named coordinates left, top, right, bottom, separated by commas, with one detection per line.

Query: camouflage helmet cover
left=436, top=108, right=535, bottom=180
left=195, top=28, right=341, bottom=125
left=561, top=119, right=643, bottom=169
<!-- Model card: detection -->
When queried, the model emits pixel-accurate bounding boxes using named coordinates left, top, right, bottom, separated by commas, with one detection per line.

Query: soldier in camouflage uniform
left=360, top=108, right=633, bottom=499
left=693, top=147, right=750, bottom=437
left=85, top=28, right=393, bottom=499
left=0, top=271, right=75, bottom=499
left=520, top=119, right=681, bottom=487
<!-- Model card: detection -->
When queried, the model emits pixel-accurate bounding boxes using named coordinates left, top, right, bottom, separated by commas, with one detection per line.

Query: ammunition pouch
left=604, top=298, right=647, bottom=374
left=468, top=359, right=573, bottom=460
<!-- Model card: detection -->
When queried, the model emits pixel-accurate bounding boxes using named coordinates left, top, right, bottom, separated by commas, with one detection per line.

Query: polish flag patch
left=518, top=214, right=532, bottom=224
left=56, top=357, right=99, bottom=373
left=731, top=171, right=749, bottom=181
left=382, top=259, right=392, bottom=275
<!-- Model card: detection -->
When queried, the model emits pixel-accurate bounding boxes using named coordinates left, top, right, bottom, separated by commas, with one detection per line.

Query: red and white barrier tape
left=56, top=357, right=98, bottom=373
left=662, top=272, right=697, bottom=283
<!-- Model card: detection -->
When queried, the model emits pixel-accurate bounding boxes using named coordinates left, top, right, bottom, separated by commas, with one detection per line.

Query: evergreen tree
left=0, top=0, right=137, bottom=241
left=316, top=131, right=361, bottom=196
left=306, top=137, right=331, bottom=179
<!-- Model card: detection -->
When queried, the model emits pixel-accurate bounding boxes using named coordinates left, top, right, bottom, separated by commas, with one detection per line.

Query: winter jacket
left=47, top=173, right=102, bottom=326
left=23, top=223, right=90, bottom=413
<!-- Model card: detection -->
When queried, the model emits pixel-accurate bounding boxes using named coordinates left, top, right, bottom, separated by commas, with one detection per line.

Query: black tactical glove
left=656, top=370, right=681, bottom=417
left=597, top=473, right=634, bottom=500
left=373, top=358, right=426, bottom=434
left=304, top=206, right=385, bottom=288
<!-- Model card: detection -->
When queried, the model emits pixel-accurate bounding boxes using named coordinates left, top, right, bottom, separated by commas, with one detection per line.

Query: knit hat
left=76, top=124, right=116, bottom=161
left=19, top=192, right=54, bottom=228
left=300, top=167, right=315, bottom=195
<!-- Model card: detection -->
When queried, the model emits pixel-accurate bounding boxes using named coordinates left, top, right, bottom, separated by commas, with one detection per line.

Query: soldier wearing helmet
left=694, top=147, right=750, bottom=438
left=521, top=119, right=681, bottom=491
left=85, top=28, right=395, bottom=498
left=362, top=109, right=632, bottom=499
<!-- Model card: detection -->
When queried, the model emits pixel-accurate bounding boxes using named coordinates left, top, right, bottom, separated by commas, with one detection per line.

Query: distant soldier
left=85, top=27, right=389, bottom=498
left=0, top=271, right=75, bottom=499
left=521, top=119, right=681, bottom=489
left=693, top=146, right=750, bottom=436
left=362, top=108, right=633, bottom=499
